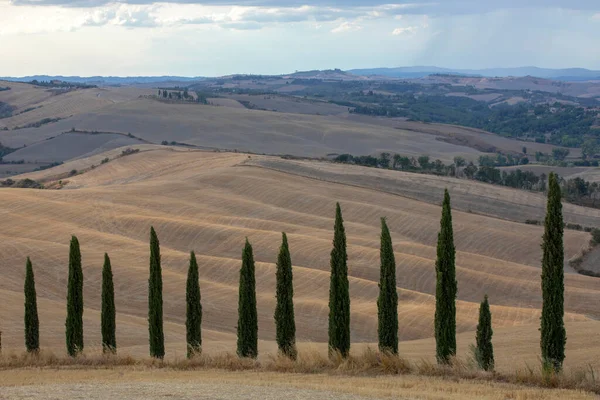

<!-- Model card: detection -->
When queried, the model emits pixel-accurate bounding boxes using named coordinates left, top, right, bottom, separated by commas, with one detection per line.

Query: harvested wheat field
left=1, top=147, right=600, bottom=373
left=0, top=81, right=152, bottom=130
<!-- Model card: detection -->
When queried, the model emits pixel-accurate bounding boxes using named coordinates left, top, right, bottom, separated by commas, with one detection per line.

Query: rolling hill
left=1, top=147, right=600, bottom=372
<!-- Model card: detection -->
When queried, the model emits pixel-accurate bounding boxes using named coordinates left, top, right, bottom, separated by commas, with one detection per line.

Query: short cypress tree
left=148, top=227, right=165, bottom=359
left=237, top=239, right=258, bottom=358
left=434, top=189, right=457, bottom=364
left=274, top=232, right=296, bottom=359
left=377, top=218, right=398, bottom=354
left=475, top=295, right=494, bottom=371
left=24, top=257, right=39, bottom=353
left=328, top=203, right=350, bottom=357
left=186, top=251, right=202, bottom=358
left=101, top=253, right=116, bottom=354
left=66, top=236, right=84, bottom=357
left=541, top=172, right=566, bottom=372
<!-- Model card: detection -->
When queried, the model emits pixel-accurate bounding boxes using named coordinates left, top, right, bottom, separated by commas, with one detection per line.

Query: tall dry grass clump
left=1, top=347, right=597, bottom=394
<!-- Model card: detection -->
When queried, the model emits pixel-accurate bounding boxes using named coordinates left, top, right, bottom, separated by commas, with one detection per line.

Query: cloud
left=221, top=21, right=262, bottom=29
left=331, top=21, right=361, bottom=33
left=69, top=3, right=418, bottom=31
left=392, top=26, right=417, bottom=35
left=9, top=0, right=600, bottom=13
left=82, top=5, right=159, bottom=27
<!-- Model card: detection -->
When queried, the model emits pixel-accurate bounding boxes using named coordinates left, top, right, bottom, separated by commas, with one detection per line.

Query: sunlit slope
left=0, top=148, right=598, bottom=362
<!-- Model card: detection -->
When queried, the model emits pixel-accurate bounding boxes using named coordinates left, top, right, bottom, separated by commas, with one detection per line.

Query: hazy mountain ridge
left=348, top=66, right=600, bottom=81
left=2, top=66, right=600, bottom=85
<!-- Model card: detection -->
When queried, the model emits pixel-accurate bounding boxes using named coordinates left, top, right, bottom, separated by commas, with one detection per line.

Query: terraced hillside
left=1, top=147, right=600, bottom=371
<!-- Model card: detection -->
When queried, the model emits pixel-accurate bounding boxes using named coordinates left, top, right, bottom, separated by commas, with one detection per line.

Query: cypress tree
left=65, top=235, right=84, bottom=357
left=328, top=202, right=350, bottom=357
left=541, top=172, right=566, bottom=372
left=237, top=239, right=258, bottom=358
left=186, top=251, right=202, bottom=358
left=148, top=227, right=165, bottom=359
left=434, top=189, right=457, bottom=364
left=24, top=257, right=39, bottom=353
left=475, top=295, right=494, bottom=371
left=101, top=253, right=116, bottom=354
left=274, top=232, right=296, bottom=359
left=377, top=218, right=398, bottom=354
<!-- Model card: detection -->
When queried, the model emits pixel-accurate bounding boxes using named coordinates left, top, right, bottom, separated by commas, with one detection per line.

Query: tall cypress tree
left=66, top=236, right=84, bottom=357
left=24, top=257, right=39, bottom=353
left=148, top=227, right=165, bottom=359
left=186, top=251, right=202, bottom=358
left=328, top=203, right=350, bottom=357
left=541, top=172, right=566, bottom=372
left=237, top=239, right=258, bottom=358
left=274, top=232, right=296, bottom=359
left=434, top=189, right=457, bottom=364
left=475, top=295, right=494, bottom=371
left=377, top=218, right=398, bottom=354
left=101, top=253, right=116, bottom=354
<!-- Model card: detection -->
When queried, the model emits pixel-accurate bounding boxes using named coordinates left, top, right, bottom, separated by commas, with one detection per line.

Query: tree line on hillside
left=14, top=174, right=567, bottom=373
left=334, top=152, right=600, bottom=209
left=157, top=89, right=208, bottom=104
left=29, top=80, right=97, bottom=89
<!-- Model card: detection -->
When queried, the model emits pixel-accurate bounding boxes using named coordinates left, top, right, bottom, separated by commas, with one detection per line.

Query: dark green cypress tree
left=237, top=239, right=258, bottom=358
left=148, top=227, right=165, bottom=359
left=434, top=189, right=457, bottom=364
left=475, top=295, right=494, bottom=371
left=101, top=253, right=116, bottom=354
left=24, top=257, right=39, bottom=353
left=328, top=202, right=350, bottom=357
left=541, top=172, right=566, bottom=372
left=186, top=251, right=202, bottom=358
left=377, top=218, right=398, bottom=354
left=274, top=232, right=296, bottom=359
left=65, top=236, right=84, bottom=357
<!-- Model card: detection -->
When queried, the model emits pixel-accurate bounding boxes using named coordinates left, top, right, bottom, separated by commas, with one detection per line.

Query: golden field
left=0, top=147, right=599, bottom=370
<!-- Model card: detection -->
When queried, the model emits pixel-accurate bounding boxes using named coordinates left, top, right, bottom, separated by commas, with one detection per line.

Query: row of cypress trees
left=20, top=174, right=565, bottom=373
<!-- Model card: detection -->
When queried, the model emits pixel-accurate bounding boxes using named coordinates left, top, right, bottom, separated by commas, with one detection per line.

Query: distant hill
left=0, top=75, right=205, bottom=86
left=348, top=66, right=600, bottom=81
left=3, top=67, right=600, bottom=85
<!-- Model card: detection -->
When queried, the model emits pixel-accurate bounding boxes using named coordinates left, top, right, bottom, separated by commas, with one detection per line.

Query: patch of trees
left=0, top=142, right=17, bottom=159
left=157, top=89, right=207, bottom=104
left=29, top=80, right=96, bottom=89
left=34, top=161, right=63, bottom=171
left=13, top=117, right=63, bottom=130
left=121, top=148, right=140, bottom=156
left=0, top=178, right=43, bottom=188
left=0, top=101, right=14, bottom=119
left=349, top=95, right=597, bottom=147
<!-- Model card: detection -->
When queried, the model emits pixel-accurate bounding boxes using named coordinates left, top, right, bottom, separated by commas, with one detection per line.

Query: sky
left=1, top=0, right=600, bottom=76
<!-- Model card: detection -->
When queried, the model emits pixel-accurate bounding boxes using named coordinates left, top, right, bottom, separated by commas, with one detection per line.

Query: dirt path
left=0, top=368, right=595, bottom=400
left=0, top=382, right=376, bottom=400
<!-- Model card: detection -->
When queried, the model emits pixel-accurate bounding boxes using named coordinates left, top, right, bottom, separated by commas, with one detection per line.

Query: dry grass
left=0, top=348, right=599, bottom=398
